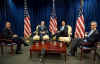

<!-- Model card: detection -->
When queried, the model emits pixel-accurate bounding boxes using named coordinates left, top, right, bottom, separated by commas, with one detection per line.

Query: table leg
left=40, top=48, right=46, bottom=64
left=80, top=49, right=83, bottom=64
left=65, top=52, right=67, bottom=64
left=10, top=44, right=14, bottom=55
left=93, top=49, right=96, bottom=64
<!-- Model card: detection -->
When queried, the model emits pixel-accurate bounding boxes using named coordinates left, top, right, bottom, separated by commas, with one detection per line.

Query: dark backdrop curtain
left=0, top=0, right=100, bottom=37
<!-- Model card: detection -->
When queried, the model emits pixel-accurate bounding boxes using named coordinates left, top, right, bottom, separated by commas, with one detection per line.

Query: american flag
left=24, top=15, right=31, bottom=38
left=49, top=0, right=57, bottom=35
left=24, top=0, right=31, bottom=38
left=74, top=9, right=85, bottom=38
left=49, top=16, right=57, bottom=35
left=24, top=5, right=31, bottom=38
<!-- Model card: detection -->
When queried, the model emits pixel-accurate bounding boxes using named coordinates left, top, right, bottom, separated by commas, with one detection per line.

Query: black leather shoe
left=16, top=51, right=23, bottom=54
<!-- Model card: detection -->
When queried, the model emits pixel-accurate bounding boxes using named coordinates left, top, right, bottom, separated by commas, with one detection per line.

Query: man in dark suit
left=58, top=20, right=68, bottom=37
left=38, top=21, right=48, bottom=39
left=53, top=20, right=68, bottom=39
left=2, top=21, right=24, bottom=54
left=69, top=21, right=100, bottom=56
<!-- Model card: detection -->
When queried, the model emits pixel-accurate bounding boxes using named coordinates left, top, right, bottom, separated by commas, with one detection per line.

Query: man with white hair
left=69, top=21, right=100, bottom=56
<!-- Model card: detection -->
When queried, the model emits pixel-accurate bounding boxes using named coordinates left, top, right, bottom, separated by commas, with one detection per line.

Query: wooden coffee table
left=30, top=41, right=67, bottom=64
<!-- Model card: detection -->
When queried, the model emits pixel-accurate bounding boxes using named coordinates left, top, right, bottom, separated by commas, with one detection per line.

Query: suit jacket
left=59, top=25, right=68, bottom=37
left=38, top=25, right=48, bottom=35
left=85, top=29, right=99, bottom=44
left=2, top=28, right=14, bottom=39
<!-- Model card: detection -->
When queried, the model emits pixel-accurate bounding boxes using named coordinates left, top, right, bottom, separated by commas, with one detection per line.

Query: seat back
left=67, top=25, right=72, bottom=37
left=81, top=42, right=97, bottom=49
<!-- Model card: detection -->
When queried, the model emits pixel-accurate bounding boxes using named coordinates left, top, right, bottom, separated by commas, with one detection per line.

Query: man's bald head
left=5, top=21, right=11, bottom=29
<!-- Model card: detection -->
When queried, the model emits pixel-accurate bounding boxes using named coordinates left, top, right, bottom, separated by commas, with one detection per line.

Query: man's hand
left=52, top=32, right=55, bottom=35
left=40, top=31, right=45, bottom=34
left=13, top=34, right=18, bottom=38
left=85, top=32, right=88, bottom=37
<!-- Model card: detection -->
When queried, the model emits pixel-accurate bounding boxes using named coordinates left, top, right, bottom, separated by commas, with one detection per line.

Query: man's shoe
left=16, top=51, right=23, bottom=54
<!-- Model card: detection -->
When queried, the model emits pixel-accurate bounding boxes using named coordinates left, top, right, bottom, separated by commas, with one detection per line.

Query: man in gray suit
left=69, top=21, right=100, bottom=56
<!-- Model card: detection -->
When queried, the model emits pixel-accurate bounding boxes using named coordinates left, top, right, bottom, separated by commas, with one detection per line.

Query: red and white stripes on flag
left=24, top=15, right=32, bottom=38
left=75, top=14, right=85, bottom=38
left=49, top=16, right=57, bottom=35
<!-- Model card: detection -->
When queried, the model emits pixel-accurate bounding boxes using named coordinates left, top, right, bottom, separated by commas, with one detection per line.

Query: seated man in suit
left=69, top=21, right=100, bottom=56
left=38, top=21, right=48, bottom=40
left=2, top=21, right=24, bottom=54
left=53, top=20, right=69, bottom=39
left=58, top=20, right=68, bottom=37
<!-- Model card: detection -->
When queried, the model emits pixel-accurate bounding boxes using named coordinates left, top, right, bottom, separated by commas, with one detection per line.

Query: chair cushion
left=43, top=35, right=49, bottom=40
left=58, top=37, right=71, bottom=43
left=33, top=35, right=40, bottom=40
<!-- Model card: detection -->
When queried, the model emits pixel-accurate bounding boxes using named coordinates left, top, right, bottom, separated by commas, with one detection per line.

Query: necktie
left=83, top=30, right=94, bottom=42
left=87, top=30, right=94, bottom=37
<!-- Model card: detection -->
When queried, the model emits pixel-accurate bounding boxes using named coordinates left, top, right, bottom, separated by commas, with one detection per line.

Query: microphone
left=41, top=48, right=46, bottom=56
left=40, top=48, right=46, bottom=63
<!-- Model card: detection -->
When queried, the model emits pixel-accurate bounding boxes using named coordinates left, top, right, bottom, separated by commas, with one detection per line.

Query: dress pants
left=70, top=38, right=84, bottom=54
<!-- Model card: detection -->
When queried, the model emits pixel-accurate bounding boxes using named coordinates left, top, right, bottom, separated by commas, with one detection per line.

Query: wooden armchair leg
left=64, top=53, right=67, bottom=64
left=30, top=48, right=32, bottom=58
left=80, top=49, right=83, bottom=64
left=92, top=49, right=96, bottom=64
left=10, top=44, right=14, bottom=55
left=0, top=43, right=4, bottom=55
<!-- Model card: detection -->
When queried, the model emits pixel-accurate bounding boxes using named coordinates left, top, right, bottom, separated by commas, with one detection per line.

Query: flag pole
left=49, top=0, right=57, bottom=36
left=4, top=0, right=7, bottom=21
left=80, top=0, right=85, bottom=38
left=52, top=0, right=56, bottom=16
left=24, top=0, right=32, bottom=39
left=80, top=0, right=84, bottom=12
left=53, top=0, right=55, bottom=9
left=24, top=0, right=27, bottom=17
left=74, top=0, right=85, bottom=38
left=80, top=0, right=84, bottom=8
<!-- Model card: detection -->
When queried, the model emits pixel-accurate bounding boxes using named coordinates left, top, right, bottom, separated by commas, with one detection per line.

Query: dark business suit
left=2, top=28, right=23, bottom=52
left=55, top=25, right=68, bottom=37
left=38, top=25, right=48, bottom=39
left=3, top=28, right=14, bottom=39
left=70, top=29, right=99, bottom=55
left=85, top=30, right=99, bottom=44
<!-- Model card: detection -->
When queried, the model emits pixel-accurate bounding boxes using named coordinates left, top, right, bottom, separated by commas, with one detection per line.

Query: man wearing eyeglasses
left=68, top=21, right=100, bottom=56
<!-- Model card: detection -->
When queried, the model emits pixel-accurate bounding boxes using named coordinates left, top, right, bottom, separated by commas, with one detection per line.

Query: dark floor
left=0, top=45, right=100, bottom=64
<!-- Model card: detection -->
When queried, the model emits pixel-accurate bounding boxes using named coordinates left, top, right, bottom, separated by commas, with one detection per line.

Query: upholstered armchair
left=58, top=25, right=72, bottom=44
